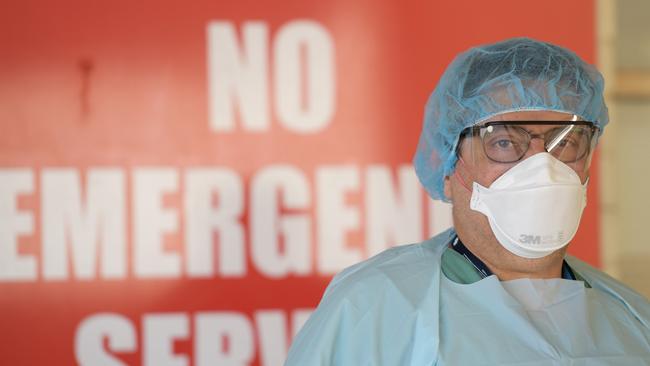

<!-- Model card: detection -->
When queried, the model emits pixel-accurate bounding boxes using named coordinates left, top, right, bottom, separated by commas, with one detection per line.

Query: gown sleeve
left=284, top=231, right=452, bottom=366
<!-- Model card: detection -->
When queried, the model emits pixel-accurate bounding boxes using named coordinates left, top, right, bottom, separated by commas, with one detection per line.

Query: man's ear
left=443, top=175, right=453, bottom=202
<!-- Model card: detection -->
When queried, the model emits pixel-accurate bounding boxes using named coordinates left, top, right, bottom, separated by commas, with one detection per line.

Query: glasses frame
left=459, top=121, right=600, bottom=164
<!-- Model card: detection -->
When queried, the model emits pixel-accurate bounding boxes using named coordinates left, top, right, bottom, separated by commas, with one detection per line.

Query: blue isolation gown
left=284, top=229, right=650, bottom=365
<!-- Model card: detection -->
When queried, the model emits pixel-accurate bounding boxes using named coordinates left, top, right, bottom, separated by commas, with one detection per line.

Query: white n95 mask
left=469, top=153, right=587, bottom=259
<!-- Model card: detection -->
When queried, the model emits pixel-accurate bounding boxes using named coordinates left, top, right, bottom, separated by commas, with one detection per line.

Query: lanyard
left=450, top=236, right=576, bottom=280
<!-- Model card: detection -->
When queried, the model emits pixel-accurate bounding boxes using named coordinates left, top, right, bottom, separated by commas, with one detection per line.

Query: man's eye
left=494, top=139, right=514, bottom=149
left=556, top=138, right=577, bottom=148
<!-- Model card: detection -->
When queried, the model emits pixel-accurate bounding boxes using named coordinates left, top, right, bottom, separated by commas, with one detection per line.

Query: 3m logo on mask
left=518, top=232, right=564, bottom=246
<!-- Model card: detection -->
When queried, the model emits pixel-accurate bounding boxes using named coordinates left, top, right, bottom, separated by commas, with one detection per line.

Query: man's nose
left=521, top=137, right=547, bottom=160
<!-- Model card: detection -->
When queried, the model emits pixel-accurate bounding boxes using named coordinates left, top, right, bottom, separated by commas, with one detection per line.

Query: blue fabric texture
left=413, top=38, right=609, bottom=201
left=284, top=229, right=650, bottom=365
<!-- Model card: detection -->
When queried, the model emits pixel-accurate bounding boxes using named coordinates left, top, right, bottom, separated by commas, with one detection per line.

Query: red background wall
left=0, top=1, right=598, bottom=365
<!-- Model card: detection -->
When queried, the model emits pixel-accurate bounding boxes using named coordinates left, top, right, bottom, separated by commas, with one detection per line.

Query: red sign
left=0, top=0, right=597, bottom=365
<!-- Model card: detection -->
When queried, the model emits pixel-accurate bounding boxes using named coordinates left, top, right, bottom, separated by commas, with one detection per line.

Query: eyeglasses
left=460, top=121, right=599, bottom=164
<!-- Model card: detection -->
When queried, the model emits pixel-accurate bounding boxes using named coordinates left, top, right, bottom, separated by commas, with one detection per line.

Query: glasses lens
left=480, top=125, right=530, bottom=163
left=545, top=125, right=594, bottom=163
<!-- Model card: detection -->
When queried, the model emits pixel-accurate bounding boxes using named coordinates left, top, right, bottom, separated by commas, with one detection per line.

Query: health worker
left=284, top=37, right=650, bottom=365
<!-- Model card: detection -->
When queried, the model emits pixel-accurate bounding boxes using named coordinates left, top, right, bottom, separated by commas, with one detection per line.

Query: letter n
left=207, top=21, right=270, bottom=132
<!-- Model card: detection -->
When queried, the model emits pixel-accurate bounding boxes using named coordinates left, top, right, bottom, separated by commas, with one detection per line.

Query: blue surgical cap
left=413, top=37, right=609, bottom=202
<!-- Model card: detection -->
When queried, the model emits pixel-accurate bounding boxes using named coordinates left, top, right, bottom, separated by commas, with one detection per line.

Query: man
left=285, top=38, right=650, bottom=365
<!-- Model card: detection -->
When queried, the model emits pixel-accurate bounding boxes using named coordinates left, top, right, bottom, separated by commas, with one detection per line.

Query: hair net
left=413, top=37, right=609, bottom=202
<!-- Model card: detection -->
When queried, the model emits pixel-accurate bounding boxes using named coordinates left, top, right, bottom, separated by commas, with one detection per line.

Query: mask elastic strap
left=453, top=156, right=473, bottom=193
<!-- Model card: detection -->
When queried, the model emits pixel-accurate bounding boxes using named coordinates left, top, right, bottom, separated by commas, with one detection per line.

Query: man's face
left=443, top=110, right=594, bottom=274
